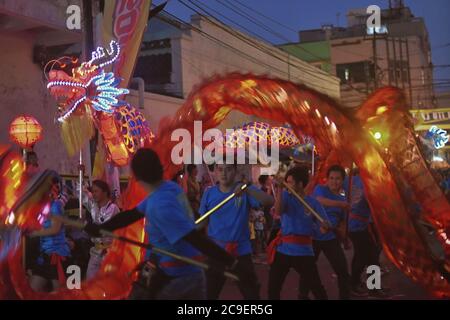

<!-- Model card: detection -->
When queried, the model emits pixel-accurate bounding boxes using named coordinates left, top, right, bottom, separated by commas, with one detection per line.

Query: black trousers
left=268, top=251, right=328, bottom=300
left=298, top=239, right=350, bottom=299
left=349, top=228, right=379, bottom=286
left=206, top=254, right=260, bottom=300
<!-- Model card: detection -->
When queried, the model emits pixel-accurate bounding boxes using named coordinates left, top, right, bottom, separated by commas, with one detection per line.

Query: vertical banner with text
left=102, top=0, right=151, bottom=87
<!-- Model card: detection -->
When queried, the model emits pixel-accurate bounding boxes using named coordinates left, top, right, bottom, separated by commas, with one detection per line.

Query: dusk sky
left=154, top=0, right=450, bottom=92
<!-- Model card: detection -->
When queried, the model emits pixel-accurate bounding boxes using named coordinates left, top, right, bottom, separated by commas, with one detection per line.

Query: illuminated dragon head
left=45, top=40, right=154, bottom=166
left=46, top=41, right=129, bottom=122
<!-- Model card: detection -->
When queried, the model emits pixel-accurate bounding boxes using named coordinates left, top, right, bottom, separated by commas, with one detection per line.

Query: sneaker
left=350, top=284, right=369, bottom=297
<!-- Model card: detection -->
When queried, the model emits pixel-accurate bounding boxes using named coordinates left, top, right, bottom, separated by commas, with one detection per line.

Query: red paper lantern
left=9, top=115, right=43, bottom=149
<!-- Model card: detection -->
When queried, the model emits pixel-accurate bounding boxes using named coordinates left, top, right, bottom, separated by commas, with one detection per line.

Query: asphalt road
left=219, top=249, right=432, bottom=300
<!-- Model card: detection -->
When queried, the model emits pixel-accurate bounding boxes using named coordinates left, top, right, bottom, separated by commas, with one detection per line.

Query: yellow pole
left=195, top=184, right=248, bottom=224
left=281, top=181, right=325, bottom=224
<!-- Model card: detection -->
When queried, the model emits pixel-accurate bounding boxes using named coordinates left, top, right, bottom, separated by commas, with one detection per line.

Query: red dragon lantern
left=0, top=73, right=449, bottom=299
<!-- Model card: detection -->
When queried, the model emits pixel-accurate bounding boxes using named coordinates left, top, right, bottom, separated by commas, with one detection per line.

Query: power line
left=203, top=0, right=448, bottom=70
left=157, top=2, right=445, bottom=100
left=194, top=0, right=444, bottom=70
left=155, top=10, right=338, bottom=93
left=214, top=0, right=292, bottom=44
left=211, top=0, right=332, bottom=64
left=178, top=0, right=336, bottom=84
left=188, top=0, right=268, bottom=42
left=229, top=0, right=299, bottom=34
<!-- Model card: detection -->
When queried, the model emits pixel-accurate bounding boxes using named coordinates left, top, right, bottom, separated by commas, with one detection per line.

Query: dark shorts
left=31, top=253, right=70, bottom=281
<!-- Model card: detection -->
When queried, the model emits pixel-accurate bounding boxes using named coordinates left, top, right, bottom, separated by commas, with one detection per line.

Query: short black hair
left=131, top=148, right=163, bottom=184
left=187, top=164, right=197, bottom=174
left=92, top=179, right=111, bottom=197
left=258, top=175, right=269, bottom=185
left=327, top=165, right=346, bottom=179
left=285, top=166, right=309, bottom=187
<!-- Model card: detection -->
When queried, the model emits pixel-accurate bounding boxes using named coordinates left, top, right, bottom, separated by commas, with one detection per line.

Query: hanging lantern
left=9, top=115, right=43, bottom=149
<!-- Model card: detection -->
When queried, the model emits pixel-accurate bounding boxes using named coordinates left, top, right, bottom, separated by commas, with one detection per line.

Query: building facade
left=0, top=2, right=340, bottom=175
left=279, top=3, right=434, bottom=109
left=132, top=13, right=340, bottom=130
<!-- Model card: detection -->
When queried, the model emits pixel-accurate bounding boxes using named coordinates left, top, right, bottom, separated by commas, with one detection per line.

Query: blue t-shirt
left=40, top=201, right=70, bottom=257
left=199, top=184, right=261, bottom=256
left=137, top=181, right=202, bottom=277
left=312, top=185, right=345, bottom=241
left=444, top=178, right=450, bottom=191
left=277, top=191, right=328, bottom=256
left=344, top=175, right=371, bottom=232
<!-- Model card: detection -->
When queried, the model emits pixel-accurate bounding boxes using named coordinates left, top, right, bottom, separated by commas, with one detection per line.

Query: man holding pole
left=199, top=163, right=274, bottom=300
left=83, top=148, right=252, bottom=300
left=345, top=168, right=388, bottom=297
left=267, top=166, right=329, bottom=299
left=298, top=165, right=351, bottom=300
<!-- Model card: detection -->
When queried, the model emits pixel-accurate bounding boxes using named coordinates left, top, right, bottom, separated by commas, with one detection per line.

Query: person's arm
left=245, top=185, right=274, bottom=208
left=274, top=185, right=284, bottom=217
left=312, top=185, right=349, bottom=210
left=84, top=207, right=145, bottom=236
left=184, top=230, right=256, bottom=282
left=312, top=201, right=332, bottom=233
left=102, top=203, right=121, bottom=223
left=183, top=230, right=234, bottom=267
left=30, top=216, right=63, bottom=237
left=315, top=196, right=349, bottom=210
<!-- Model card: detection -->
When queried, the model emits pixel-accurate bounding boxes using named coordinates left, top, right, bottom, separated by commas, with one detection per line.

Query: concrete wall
left=0, top=0, right=81, bottom=30
left=0, top=8, right=341, bottom=176
left=139, top=14, right=341, bottom=136
left=126, top=89, right=185, bottom=130
left=0, top=31, right=79, bottom=174
left=179, top=15, right=340, bottom=100
left=331, top=35, right=434, bottom=109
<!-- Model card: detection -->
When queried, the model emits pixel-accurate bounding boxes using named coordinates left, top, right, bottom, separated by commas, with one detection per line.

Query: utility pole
left=79, top=0, right=95, bottom=219
left=392, top=37, right=398, bottom=87
left=385, top=36, right=392, bottom=86
left=399, top=37, right=405, bottom=89
left=405, top=38, right=413, bottom=106
left=372, top=30, right=378, bottom=89
left=82, top=0, right=94, bottom=61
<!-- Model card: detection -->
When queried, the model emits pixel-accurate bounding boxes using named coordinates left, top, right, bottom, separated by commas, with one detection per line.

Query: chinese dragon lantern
left=45, top=40, right=154, bottom=166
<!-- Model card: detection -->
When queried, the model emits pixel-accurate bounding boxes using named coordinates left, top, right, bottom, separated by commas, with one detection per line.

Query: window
left=336, top=61, right=374, bottom=84
left=388, top=60, right=409, bottom=83
left=134, top=53, right=172, bottom=85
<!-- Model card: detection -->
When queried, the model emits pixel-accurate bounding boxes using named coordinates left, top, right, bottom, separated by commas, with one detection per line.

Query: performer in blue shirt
left=29, top=176, right=71, bottom=292
left=199, top=163, right=274, bottom=299
left=84, top=149, right=252, bottom=300
left=267, top=166, right=329, bottom=300
left=298, top=165, right=350, bottom=299
left=345, top=168, right=387, bottom=297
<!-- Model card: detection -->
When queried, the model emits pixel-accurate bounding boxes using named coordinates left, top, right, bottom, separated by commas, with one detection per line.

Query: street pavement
left=219, top=248, right=432, bottom=300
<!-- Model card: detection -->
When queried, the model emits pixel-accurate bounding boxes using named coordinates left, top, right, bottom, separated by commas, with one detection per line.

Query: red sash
left=159, top=255, right=206, bottom=268
left=50, top=254, right=66, bottom=285
left=224, top=242, right=239, bottom=257
left=350, top=213, right=369, bottom=223
left=266, top=231, right=312, bottom=264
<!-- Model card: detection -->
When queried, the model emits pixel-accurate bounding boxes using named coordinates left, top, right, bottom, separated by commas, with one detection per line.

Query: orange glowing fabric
left=1, top=73, right=449, bottom=298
